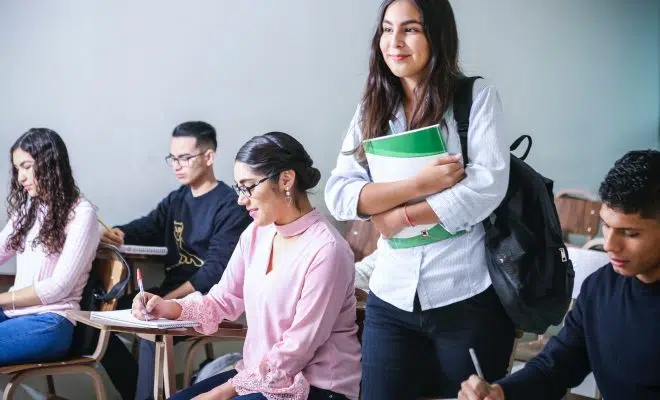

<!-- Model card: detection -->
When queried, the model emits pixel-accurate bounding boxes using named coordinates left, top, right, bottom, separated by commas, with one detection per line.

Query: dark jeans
left=169, top=369, right=350, bottom=400
left=0, top=310, right=74, bottom=365
left=360, top=287, right=515, bottom=400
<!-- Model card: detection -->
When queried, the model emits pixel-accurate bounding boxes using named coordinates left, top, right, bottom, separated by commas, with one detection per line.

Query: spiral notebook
left=363, top=124, right=464, bottom=249
left=90, top=309, right=198, bottom=329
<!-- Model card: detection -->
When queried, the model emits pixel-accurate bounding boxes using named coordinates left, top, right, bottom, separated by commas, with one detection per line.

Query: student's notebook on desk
left=363, top=123, right=464, bottom=249
left=118, top=245, right=168, bottom=256
left=90, top=309, right=198, bottom=329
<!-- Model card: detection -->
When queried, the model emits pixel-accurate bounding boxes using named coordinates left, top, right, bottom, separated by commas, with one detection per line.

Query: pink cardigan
left=175, top=209, right=361, bottom=400
left=0, top=199, right=100, bottom=319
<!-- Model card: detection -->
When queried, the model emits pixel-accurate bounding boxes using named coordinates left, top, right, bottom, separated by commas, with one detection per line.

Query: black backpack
left=69, top=244, right=131, bottom=356
left=453, top=76, right=575, bottom=334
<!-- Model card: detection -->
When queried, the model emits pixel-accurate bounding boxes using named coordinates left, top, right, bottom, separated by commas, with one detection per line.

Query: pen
left=137, top=268, right=150, bottom=321
left=469, top=348, right=484, bottom=379
left=98, top=218, right=113, bottom=233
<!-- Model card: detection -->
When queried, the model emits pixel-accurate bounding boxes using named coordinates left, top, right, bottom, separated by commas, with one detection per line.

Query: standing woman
left=325, top=1, right=515, bottom=398
left=0, top=128, right=100, bottom=365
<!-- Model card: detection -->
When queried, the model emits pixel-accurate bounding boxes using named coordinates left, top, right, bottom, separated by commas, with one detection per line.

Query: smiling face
left=12, top=148, right=38, bottom=197
left=233, top=161, right=293, bottom=227
left=379, top=0, right=430, bottom=85
left=601, top=204, right=660, bottom=283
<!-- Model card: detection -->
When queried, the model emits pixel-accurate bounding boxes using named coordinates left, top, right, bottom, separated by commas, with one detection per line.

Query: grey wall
left=0, top=0, right=380, bottom=274
left=453, top=0, right=660, bottom=189
left=1, top=0, right=659, bottom=276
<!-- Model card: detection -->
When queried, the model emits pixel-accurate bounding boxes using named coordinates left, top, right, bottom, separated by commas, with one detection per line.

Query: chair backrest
left=344, top=220, right=377, bottom=346
left=344, top=220, right=379, bottom=262
left=69, top=244, right=130, bottom=357
left=554, top=189, right=602, bottom=243
left=90, top=244, right=130, bottom=311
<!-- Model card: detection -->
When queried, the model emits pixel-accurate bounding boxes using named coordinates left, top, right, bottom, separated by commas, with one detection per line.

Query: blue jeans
left=169, top=370, right=349, bottom=400
left=0, top=309, right=74, bottom=365
left=360, top=287, right=515, bottom=400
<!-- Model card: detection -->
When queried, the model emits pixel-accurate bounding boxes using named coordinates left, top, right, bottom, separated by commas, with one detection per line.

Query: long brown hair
left=351, top=0, right=463, bottom=161
left=6, top=128, right=81, bottom=255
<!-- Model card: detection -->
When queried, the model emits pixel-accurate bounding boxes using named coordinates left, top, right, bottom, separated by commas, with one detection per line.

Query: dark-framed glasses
left=232, top=172, right=279, bottom=198
left=164, top=153, right=203, bottom=167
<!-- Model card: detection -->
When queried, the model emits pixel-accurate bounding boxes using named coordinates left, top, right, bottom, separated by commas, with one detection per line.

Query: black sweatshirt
left=498, top=264, right=660, bottom=400
left=118, top=182, right=251, bottom=294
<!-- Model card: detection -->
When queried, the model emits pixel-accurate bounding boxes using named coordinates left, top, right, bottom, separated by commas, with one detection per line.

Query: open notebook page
left=91, top=309, right=198, bottom=329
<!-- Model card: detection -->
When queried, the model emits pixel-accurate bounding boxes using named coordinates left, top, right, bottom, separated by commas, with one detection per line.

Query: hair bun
left=302, top=167, right=321, bottom=190
left=303, top=154, right=313, bottom=168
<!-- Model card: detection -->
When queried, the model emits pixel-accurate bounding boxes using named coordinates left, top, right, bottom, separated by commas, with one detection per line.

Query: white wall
left=0, top=0, right=380, bottom=274
left=453, top=0, right=660, bottom=190
left=0, top=0, right=658, bottom=272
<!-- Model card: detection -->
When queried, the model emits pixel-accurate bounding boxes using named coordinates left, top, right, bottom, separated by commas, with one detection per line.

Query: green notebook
left=363, top=124, right=464, bottom=248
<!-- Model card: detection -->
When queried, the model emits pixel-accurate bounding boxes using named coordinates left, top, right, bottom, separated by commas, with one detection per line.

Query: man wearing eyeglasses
left=100, top=121, right=251, bottom=400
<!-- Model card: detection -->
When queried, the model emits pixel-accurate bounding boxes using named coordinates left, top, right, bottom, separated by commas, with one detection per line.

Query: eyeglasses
left=232, top=172, right=279, bottom=198
left=165, top=153, right=203, bottom=168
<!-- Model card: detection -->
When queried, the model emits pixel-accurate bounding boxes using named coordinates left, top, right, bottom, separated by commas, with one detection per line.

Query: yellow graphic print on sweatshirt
left=172, top=221, right=204, bottom=268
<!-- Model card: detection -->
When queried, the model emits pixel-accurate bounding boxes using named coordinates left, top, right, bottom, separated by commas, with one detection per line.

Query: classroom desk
left=67, top=311, right=247, bottom=400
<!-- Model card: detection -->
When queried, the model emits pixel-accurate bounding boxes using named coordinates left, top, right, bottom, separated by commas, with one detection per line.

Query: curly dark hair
left=6, top=128, right=81, bottom=255
left=598, top=149, right=660, bottom=219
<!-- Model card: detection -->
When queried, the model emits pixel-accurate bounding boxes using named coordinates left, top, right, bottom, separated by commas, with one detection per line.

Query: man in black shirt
left=100, top=121, right=251, bottom=400
left=458, top=150, right=660, bottom=400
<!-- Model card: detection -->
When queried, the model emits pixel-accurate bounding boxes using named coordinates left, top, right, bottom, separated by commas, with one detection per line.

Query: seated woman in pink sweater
left=132, top=132, right=361, bottom=400
left=0, top=128, right=100, bottom=365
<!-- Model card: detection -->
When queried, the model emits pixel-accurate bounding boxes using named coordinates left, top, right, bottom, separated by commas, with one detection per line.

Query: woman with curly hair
left=0, top=128, right=100, bottom=365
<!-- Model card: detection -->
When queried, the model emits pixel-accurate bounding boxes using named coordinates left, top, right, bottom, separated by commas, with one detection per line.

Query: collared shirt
left=325, top=78, right=510, bottom=312
left=175, top=209, right=361, bottom=400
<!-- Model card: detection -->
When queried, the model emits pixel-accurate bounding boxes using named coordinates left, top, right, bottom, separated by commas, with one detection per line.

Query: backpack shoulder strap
left=453, top=76, right=482, bottom=162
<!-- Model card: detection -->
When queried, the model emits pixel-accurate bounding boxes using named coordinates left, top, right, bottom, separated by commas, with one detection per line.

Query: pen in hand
left=137, top=268, right=150, bottom=321
left=469, top=347, right=485, bottom=379
left=469, top=347, right=492, bottom=394
left=98, top=218, right=113, bottom=233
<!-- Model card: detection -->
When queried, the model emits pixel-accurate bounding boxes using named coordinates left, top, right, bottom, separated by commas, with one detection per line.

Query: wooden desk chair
left=355, top=288, right=367, bottom=343
left=345, top=219, right=376, bottom=346
left=345, top=220, right=380, bottom=263
left=0, top=244, right=130, bottom=400
left=555, top=189, right=602, bottom=246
